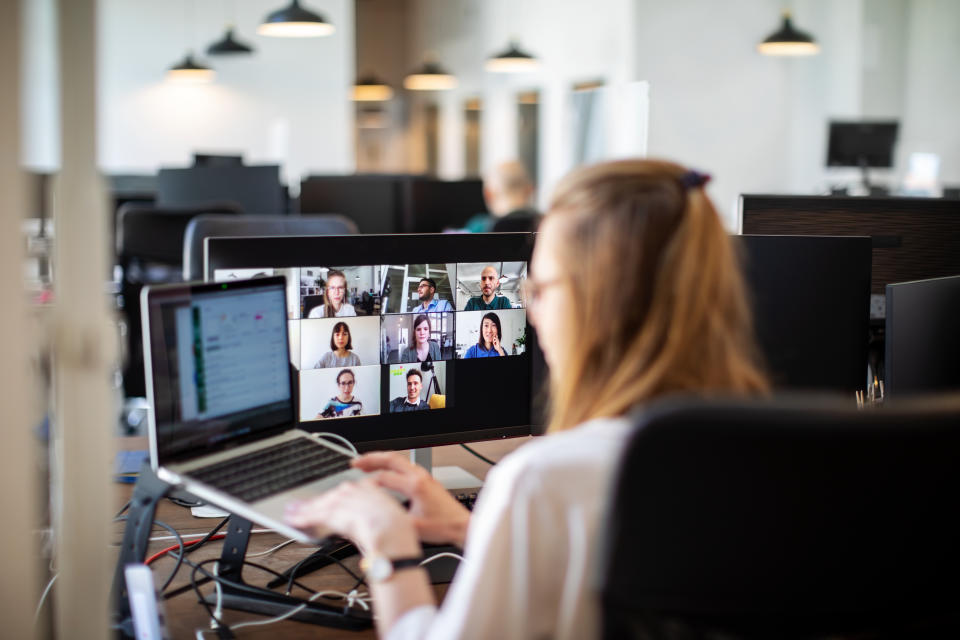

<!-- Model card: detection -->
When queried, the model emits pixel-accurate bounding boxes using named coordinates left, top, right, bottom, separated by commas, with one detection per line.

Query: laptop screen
left=143, top=276, right=294, bottom=464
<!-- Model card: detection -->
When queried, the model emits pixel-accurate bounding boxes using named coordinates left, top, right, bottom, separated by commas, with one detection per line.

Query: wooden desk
left=115, top=438, right=527, bottom=639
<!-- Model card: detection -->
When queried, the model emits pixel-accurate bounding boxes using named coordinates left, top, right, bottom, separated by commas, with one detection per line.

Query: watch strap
left=389, top=556, right=424, bottom=571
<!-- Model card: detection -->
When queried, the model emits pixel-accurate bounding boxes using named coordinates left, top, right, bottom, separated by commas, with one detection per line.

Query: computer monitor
left=826, top=121, right=898, bottom=169
left=299, top=175, right=404, bottom=233
left=204, top=233, right=543, bottom=451
left=404, top=178, right=487, bottom=233
left=193, top=153, right=244, bottom=167
left=737, top=235, right=872, bottom=393
left=157, top=165, right=285, bottom=215
left=885, top=274, right=960, bottom=397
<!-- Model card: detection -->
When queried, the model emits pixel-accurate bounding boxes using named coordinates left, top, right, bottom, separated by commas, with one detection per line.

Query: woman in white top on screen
left=285, top=160, right=769, bottom=639
left=308, top=270, right=356, bottom=318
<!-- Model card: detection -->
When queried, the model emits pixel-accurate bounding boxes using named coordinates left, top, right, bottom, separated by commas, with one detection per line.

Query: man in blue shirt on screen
left=464, top=265, right=512, bottom=310
left=411, top=277, right=453, bottom=313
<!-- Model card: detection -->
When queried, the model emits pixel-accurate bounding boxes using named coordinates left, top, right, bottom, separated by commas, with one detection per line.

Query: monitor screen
left=142, top=277, right=295, bottom=464
left=885, top=274, right=960, bottom=396
left=826, top=121, right=898, bottom=169
left=205, top=233, right=541, bottom=450
left=737, top=235, right=872, bottom=393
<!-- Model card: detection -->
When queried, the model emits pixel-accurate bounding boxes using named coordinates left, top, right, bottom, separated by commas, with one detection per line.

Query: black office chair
left=599, top=394, right=960, bottom=639
left=115, top=203, right=242, bottom=398
left=181, top=213, right=358, bottom=281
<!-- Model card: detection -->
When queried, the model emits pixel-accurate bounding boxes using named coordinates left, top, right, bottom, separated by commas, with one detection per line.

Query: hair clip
left=680, top=170, right=711, bottom=189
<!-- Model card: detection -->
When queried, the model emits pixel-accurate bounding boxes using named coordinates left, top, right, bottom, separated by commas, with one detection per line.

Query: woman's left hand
left=284, top=478, right=421, bottom=557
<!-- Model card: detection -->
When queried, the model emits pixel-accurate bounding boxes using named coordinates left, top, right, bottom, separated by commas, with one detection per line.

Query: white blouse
left=387, top=417, right=632, bottom=640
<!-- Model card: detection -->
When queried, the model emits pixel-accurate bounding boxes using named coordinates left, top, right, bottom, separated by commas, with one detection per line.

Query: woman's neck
left=335, top=348, right=349, bottom=356
left=416, top=342, right=429, bottom=354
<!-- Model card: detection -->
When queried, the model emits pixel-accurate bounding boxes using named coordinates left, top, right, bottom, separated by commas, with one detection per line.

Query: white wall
left=406, top=0, right=639, bottom=204
left=97, top=0, right=355, bottom=190
left=20, top=0, right=59, bottom=171
left=899, top=0, right=960, bottom=185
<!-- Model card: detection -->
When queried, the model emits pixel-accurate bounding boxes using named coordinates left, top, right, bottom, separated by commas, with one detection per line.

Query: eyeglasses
left=328, top=285, right=346, bottom=292
left=338, top=379, right=355, bottom=386
left=520, top=277, right=565, bottom=307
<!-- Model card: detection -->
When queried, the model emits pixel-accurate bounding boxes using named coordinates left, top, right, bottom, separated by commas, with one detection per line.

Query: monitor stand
left=411, top=448, right=483, bottom=490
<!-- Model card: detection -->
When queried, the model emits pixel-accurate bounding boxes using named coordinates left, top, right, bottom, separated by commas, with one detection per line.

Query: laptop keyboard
left=189, top=438, right=353, bottom=503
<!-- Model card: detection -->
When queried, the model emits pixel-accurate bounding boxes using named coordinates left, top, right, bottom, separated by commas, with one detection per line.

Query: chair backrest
left=182, top=213, right=358, bottom=281
left=599, top=394, right=960, bottom=638
left=116, top=202, right=243, bottom=268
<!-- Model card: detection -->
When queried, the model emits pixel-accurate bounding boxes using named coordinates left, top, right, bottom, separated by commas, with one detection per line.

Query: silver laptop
left=141, top=275, right=363, bottom=543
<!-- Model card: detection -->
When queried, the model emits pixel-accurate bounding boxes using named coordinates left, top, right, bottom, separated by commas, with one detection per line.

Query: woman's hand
left=352, top=452, right=472, bottom=548
left=284, top=478, right=420, bottom=558
left=492, top=334, right=506, bottom=356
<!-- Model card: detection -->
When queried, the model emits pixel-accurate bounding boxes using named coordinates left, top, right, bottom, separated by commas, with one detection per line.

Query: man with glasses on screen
left=465, top=265, right=512, bottom=311
left=389, top=369, right=430, bottom=413
left=411, top=277, right=453, bottom=313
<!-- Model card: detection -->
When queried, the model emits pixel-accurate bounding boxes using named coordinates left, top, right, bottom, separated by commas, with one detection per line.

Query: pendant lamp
left=404, top=59, right=457, bottom=91
left=353, top=74, right=394, bottom=101
left=758, top=10, right=820, bottom=56
left=166, top=52, right=215, bottom=83
left=258, top=0, right=335, bottom=38
left=207, top=26, right=255, bottom=55
left=485, top=40, right=540, bottom=73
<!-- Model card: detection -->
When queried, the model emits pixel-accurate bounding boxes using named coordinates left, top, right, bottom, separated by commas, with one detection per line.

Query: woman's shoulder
left=489, top=417, right=633, bottom=488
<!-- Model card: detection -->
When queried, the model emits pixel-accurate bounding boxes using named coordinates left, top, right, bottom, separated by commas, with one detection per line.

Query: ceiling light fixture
left=403, top=58, right=457, bottom=91
left=758, top=10, right=820, bottom=56
left=207, top=26, right=255, bottom=55
left=485, top=40, right=540, bottom=73
left=166, top=52, right=215, bottom=83
left=353, top=74, right=394, bottom=101
left=258, top=0, right=335, bottom=38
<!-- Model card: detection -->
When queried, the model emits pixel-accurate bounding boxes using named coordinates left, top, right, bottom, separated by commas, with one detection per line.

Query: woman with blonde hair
left=285, top=159, right=768, bottom=639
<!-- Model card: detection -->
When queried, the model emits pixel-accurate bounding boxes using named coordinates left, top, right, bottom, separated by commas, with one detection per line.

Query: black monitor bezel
left=826, top=120, right=899, bottom=169
left=204, top=233, right=543, bottom=451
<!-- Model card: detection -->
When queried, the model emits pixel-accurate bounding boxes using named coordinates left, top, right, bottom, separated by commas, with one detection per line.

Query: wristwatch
left=360, top=554, right=424, bottom=583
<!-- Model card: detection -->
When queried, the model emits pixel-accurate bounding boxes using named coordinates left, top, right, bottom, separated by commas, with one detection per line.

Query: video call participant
left=388, top=369, right=430, bottom=413
left=286, top=159, right=770, bottom=639
left=462, top=312, right=507, bottom=358
left=399, top=314, right=442, bottom=363
left=464, top=265, right=512, bottom=310
left=308, top=269, right=357, bottom=318
left=315, top=321, right=361, bottom=368
left=317, top=369, right=364, bottom=418
left=411, top=278, right=453, bottom=313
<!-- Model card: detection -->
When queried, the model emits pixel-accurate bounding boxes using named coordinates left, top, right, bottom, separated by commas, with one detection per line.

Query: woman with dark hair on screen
left=286, top=159, right=769, bottom=639
left=399, top=314, right=441, bottom=364
left=315, top=321, right=361, bottom=369
left=462, top=312, right=506, bottom=358
left=308, top=269, right=356, bottom=318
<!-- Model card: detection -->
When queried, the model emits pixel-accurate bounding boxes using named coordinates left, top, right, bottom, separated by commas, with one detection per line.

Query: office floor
left=114, top=436, right=527, bottom=638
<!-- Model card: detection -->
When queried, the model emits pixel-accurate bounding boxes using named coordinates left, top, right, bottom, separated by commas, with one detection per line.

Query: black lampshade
left=485, top=40, right=540, bottom=72
left=404, top=60, right=457, bottom=91
left=258, top=0, right=335, bottom=37
left=166, top=52, right=215, bottom=83
left=207, top=27, right=255, bottom=55
left=758, top=11, right=820, bottom=56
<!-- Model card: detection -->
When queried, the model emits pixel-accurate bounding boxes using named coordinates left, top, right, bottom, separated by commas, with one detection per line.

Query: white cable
left=211, top=562, right=224, bottom=626
left=246, top=538, right=296, bottom=558
left=311, top=432, right=359, bottom=455
left=149, top=528, right=273, bottom=542
left=33, top=573, right=58, bottom=623
left=420, top=551, right=464, bottom=566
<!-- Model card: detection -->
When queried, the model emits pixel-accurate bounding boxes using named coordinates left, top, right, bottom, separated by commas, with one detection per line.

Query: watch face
left=364, top=555, right=392, bottom=582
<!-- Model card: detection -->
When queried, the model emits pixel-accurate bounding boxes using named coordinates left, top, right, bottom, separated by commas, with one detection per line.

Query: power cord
left=460, top=443, right=497, bottom=466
